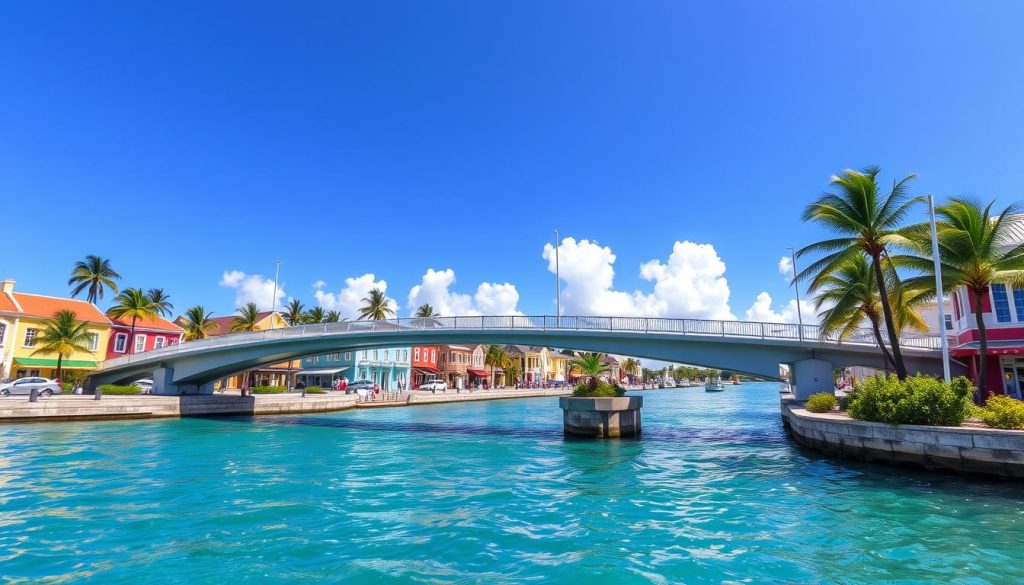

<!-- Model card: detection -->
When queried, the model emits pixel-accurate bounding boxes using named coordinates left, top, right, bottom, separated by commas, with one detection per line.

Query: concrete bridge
left=88, top=315, right=956, bottom=399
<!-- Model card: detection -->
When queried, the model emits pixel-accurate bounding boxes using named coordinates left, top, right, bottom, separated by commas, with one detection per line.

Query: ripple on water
left=1, top=384, right=1024, bottom=584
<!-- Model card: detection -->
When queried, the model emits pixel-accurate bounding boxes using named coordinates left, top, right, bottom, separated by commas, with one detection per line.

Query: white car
left=0, top=377, right=61, bottom=397
left=131, top=379, right=154, bottom=394
left=419, top=378, right=447, bottom=393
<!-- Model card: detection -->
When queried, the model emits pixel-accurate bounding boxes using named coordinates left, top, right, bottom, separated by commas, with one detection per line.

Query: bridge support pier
left=152, top=367, right=177, bottom=395
left=792, top=359, right=834, bottom=401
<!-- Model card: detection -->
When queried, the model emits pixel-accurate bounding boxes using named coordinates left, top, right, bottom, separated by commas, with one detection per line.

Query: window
left=134, top=334, right=147, bottom=353
left=23, top=328, right=38, bottom=347
left=114, top=333, right=128, bottom=353
left=154, top=336, right=166, bottom=349
left=87, top=332, right=99, bottom=352
left=1013, top=288, right=1024, bottom=322
left=414, top=348, right=421, bottom=361
left=403, top=350, right=408, bottom=361
left=373, top=349, right=379, bottom=360
left=0, top=322, right=6, bottom=346
left=993, top=284, right=1012, bottom=323
left=944, top=314, right=954, bottom=331
left=431, top=349, right=436, bottom=363
left=344, top=352, right=351, bottom=360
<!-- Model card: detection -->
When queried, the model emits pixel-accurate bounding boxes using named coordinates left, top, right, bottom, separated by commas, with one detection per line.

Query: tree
left=281, top=299, right=306, bottom=326
left=358, top=288, right=395, bottom=320
left=108, top=288, right=159, bottom=355
left=569, top=352, right=611, bottom=392
left=179, top=305, right=219, bottom=341
left=31, top=310, right=92, bottom=382
left=231, top=303, right=262, bottom=333
left=485, top=345, right=507, bottom=387
left=799, top=167, right=922, bottom=379
left=324, top=310, right=342, bottom=323
left=812, top=253, right=928, bottom=371
left=902, top=198, right=1024, bottom=398
left=621, top=358, right=641, bottom=381
left=304, top=306, right=326, bottom=324
left=415, top=304, right=435, bottom=318
left=146, top=288, right=174, bottom=317
left=68, top=255, right=121, bottom=304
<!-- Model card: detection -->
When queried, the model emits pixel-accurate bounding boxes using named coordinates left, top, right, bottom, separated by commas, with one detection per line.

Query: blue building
left=297, top=347, right=411, bottom=391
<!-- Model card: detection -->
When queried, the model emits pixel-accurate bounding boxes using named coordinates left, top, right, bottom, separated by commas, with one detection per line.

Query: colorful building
left=298, top=347, right=411, bottom=391
left=411, top=345, right=440, bottom=388
left=439, top=344, right=472, bottom=390
left=949, top=283, right=1024, bottom=398
left=0, top=279, right=112, bottom=380
left=545, top=350, right=569, bottom=382
left=505, top=345, right=544, bottom=384
left=466, top=344, right=490, bottom=387
left=106, top=314, right=183, bottom=358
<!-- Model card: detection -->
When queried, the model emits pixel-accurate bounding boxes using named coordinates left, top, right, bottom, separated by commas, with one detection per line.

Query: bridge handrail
left=96, top=314, right=944, bottom=371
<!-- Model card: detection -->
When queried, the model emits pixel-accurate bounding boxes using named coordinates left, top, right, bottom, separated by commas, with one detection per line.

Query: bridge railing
left=97, top=314, right=944, bottom=371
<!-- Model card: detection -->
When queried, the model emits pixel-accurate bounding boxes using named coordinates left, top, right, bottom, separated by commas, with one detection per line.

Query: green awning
left=13, top=358, right=98, bottom=368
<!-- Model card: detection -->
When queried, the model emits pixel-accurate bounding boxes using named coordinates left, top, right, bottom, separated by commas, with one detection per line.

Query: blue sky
left=3, top=2, right=1023, bottom=321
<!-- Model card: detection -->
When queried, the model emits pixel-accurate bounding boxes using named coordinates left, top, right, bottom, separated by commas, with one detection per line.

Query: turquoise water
left=2, top=383, right=1024, bottom=584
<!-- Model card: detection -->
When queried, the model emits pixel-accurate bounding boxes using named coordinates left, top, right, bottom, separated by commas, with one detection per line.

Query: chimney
left=0, top=279, right=13, bottom=293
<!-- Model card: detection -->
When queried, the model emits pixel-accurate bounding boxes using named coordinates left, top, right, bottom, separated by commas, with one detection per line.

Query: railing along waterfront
left=97, top=315, right=944, bottom=371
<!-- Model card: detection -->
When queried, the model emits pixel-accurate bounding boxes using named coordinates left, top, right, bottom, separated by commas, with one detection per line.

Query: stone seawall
left=781, top=396, right=1024, bottom=479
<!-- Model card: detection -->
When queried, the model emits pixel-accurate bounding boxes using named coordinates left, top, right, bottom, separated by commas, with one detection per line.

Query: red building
left=106, top=314, right=183, bottom=358
left=950, top=284, right=1024, bottom=399
left=411, top=345, right=440, bottom=388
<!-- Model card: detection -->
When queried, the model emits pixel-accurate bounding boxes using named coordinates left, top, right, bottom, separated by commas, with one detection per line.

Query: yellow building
left=0, top=279, right=112, bottom=380
left=545, top=350, right=570, bottom=382
left=184, top=310, right=297, bottom=390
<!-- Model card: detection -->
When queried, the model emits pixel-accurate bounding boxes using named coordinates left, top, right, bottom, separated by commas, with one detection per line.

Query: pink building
left=106, top=314, right=183, bottom=358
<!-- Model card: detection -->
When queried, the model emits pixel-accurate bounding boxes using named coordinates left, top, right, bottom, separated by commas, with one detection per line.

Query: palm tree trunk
left=128, top=316, right=137, bottom=355
left=871, top=253, right=907, bottom=379
left=974, top=288, right=989, bottom=403
left=869, top=316, right=897, bottom=371
left=56, top=353, right=63, bottom=383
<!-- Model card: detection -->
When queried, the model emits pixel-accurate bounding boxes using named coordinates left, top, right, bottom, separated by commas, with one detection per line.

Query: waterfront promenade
left=0, top=387, right=570, bottom=422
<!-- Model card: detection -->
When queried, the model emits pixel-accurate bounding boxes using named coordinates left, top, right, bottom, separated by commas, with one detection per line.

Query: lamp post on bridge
left=788, top=247, right=804, bottom=342
left=270, top=259, right=282, bottom=331
left=554, top=228, right=561, bottom=326
left=928, top=194, right=951, bottom=383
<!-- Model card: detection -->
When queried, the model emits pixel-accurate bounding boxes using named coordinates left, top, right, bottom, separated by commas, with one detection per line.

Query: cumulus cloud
left=219, top=270, right=287, bottom=311
left=406, top=268, right=520, bottom=316
left=778, top=256, right=793, bottom=278
left=743, top=292, right=813, bottom=324
left=314, top=273, right=396, bottom=319
left=541, top=238, right=735, bottom=320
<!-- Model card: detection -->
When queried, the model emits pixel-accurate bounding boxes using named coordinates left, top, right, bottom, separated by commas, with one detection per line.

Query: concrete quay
left=781, top=395, right=1024, bottom=479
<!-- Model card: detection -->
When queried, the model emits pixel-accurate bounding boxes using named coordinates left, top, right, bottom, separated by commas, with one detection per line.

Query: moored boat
left=705, top=378, right=725, bottom=392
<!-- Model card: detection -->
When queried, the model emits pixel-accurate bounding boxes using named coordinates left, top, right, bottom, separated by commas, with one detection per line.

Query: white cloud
left=219, top=270, right=287, bottom=311
left=314, top=273, right=396, bottom=319
left=406, top=268, right=520, bottom=316
left=743, top=292, right=813, bottom=324
left=542, top=237, right=734, bottom=320
left=778, top=256, right=793, bottom=278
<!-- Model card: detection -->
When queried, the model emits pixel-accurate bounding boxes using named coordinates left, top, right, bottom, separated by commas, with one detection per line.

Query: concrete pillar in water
left=792, top=359, right=834, bottom=400
left=151, top=367, right=178, bottom=395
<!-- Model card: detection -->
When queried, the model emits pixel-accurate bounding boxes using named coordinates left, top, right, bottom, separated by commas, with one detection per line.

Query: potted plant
left=559, top=353, right=642, bottom=437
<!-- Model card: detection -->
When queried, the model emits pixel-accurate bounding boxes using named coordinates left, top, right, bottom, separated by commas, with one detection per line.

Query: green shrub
left=98, top=384, right=141, bottom=395
left=847, top=374, right=973, bottom=427
left=981, top=395, right=1024, bottom=430
left=573, top=380, right=625, bottom=397
left=60, top=370, right=89, bottom=392
left=305, top=386, right=325, bottom=394
left=805, top=392, right=837, bottom=413
left=251, top=385, right=288, bottom=394
left=838, top=388, right=858, bottom=411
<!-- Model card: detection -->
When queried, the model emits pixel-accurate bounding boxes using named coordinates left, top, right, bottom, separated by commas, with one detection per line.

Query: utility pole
left=271, top=259, right=282, bottom=330
left=554, top=229, right=561, bottom=324
left=788, top=247, right=804, bottom=342
left=928, top=195, right=951, bottom=383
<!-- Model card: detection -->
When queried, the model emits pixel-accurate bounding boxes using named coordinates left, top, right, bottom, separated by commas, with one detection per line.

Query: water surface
left=1, top=383, right=1022, bottom=583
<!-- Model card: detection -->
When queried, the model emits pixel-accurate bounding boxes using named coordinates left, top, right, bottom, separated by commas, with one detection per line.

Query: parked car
left=131, top=379, right=154, bottom=394
left=418, top=378, right=447, bottom=393
left=347, top=380, right=376, bottom=393
left=0, top=377, right=62, bottom=397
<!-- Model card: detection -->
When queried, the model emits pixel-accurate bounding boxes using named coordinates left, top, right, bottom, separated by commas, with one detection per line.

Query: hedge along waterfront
left=98, top=384, right=142, bottom=395
left=251, top=386, right=288, bottom=394
left=846, top=374, right=974, bottom=426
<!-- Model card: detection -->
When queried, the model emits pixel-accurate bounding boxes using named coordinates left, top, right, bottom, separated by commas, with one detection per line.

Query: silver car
left=131, top=379, right=154, bottom=394
left=0, top=377, right=62, bottom=397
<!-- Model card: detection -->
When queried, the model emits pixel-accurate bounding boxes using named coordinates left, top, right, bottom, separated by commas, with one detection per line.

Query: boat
left=704, top=378, right=725, bottom=392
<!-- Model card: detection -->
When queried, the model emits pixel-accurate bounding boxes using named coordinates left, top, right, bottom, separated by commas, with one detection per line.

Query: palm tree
left=108, top=288, right=159, bottom=355
left=146, top=288, right=174, bottom=317
left=231, top=302, right=262, bottom=333
left=902, top=198, right=1024, bottom=398
left=415, top=304, right=435, bottom=318
left=68, top=255, right=121, bottom=304
left=569, top=352, right=611, bottom=392
left=179, top=305, right=219, bottom=341
left=324, top=310, right=342, bottom=323
left=281, top=299, right=306, bottom=326
left=304, top=307, right=326, bottom=324
left=812, top=253, right=928, bottom=371
left=230, top=303, right=262, bottom=394
left=358, top=288, right=395, bottom=320
left=798, top=167, right=922, bottom=379
left=621, top=357, right=641, bottom=381
left=485, top=345, right=507, bottom=387
left=31, top=310, right=93, bottom=382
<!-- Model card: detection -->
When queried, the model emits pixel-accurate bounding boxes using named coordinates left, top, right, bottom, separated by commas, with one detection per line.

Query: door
left=1014, top=367, right=1024, bottom=399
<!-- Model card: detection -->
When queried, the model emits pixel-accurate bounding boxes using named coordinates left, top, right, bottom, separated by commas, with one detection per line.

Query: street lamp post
left=270, top=259, right=282, bottom=330
left=788, top=247, right=804, bottom=342
left=554, top=229, right=561, bottom=325
left=928, top=195, right=951, bottom=383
